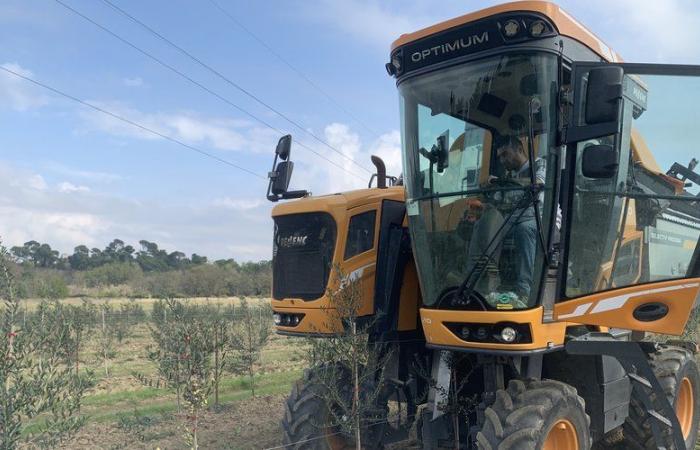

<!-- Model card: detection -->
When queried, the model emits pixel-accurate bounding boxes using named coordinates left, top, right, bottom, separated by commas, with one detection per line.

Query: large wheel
left=476, top=379, right=591, bottom=450
left=621, top=345, right=700, bottom=450
left=281, top=367, right=389, bottom=450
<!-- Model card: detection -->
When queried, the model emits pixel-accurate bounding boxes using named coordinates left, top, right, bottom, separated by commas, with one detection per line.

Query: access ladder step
left=647, top=409, right=673, bottom=428
left=628, top=372, right=653, bottom=389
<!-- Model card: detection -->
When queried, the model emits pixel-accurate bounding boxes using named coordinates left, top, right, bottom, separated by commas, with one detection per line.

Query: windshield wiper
left=411, top=185, right=528, bottom=202
left=526, top=97, right=551, bottom=268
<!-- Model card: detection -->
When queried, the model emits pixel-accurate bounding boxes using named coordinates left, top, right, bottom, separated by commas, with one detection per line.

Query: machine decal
left=556, top=282, right=700, bottom=320
left=557, top=302, right=592, bottom=320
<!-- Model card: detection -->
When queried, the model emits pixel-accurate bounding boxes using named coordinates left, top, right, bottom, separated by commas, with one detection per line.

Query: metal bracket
left=565, top=333, right=686, bottom=450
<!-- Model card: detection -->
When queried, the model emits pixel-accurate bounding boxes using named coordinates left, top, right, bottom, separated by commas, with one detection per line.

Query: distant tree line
left=7, top=239, right=271, bottom=298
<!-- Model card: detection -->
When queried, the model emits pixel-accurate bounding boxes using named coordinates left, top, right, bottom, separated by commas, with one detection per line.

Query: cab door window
left=564, top=65, right=700, bottom=299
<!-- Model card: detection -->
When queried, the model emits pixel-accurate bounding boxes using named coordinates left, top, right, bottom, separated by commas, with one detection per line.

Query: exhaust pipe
left=371, top=155, right=387, bottom=189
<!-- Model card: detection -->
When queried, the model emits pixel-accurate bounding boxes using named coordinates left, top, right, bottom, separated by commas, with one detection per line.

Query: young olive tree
left=228, top=300, right=271, bottom=397
left=283, top=267, right=390, bottom=450
left=0, top=242, right=93, bottom=449
left=96, top=303, right=118, bottom=377
left=63, top=299, right=97, bottom=376
left=146, top=299, right=213, bottom=448
left=206, top=305, right=234, bottom=408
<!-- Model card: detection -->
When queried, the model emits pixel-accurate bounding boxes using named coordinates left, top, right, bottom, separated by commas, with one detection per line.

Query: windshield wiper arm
left=526, top=97, right=551, bottom=267
left=411, top=185, right=529, bottom=202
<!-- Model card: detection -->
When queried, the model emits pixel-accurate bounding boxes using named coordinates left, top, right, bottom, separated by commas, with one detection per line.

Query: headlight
left=500, top=326, right=518, bottom=343
left=529, top=20, right=546, bottom=37
left=273, top=313, right=282, bottom=326
left=503, top=19, right=520, bottom=37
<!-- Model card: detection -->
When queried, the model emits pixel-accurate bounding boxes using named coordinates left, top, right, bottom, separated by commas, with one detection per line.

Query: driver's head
left=495, top=136, right=526, bottom=171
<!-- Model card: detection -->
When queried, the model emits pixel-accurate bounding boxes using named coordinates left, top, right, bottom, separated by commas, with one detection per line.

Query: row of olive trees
left=0, top=243, right=95, bottom=449
left=140, top=298, right=271, bottom=449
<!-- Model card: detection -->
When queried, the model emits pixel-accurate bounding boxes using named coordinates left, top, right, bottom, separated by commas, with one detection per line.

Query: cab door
left=554, top=63, right=700, bottom=334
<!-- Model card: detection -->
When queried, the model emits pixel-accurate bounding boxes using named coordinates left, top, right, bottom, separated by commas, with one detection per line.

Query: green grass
left=83, top=370, right=300, bottom=409
left=85, top=370, right=300, bottom=424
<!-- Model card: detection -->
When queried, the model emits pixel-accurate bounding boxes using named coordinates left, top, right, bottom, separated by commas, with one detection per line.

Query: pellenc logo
left=278, top=235, right=308, bottom=248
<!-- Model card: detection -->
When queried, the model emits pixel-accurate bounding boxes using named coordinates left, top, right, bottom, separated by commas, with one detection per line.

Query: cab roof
left=390, top=1, right=621, bottom=63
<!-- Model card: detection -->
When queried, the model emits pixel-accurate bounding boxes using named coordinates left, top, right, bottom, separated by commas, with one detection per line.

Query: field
left=43, top=297, right=305, bottom=450
left=12, top=297, right=700, bottom=450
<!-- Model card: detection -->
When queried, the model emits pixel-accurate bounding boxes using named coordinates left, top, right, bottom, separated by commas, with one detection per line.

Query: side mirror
left=582, top=144, right=618, bottom=178
left=585, top=66, right=623, bottom=124
left=267, top=135, right=308, bottom=201
left=271, top=161, right=293, bottom=195
left=276, top=135, right=292, bottom=160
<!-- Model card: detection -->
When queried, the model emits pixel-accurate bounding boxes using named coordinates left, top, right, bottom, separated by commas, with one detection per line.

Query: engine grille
left=273, top=212, right=336, bottom=300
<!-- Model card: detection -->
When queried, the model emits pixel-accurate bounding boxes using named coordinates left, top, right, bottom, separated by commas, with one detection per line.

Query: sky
left=1, top=0, right=699, bottom=262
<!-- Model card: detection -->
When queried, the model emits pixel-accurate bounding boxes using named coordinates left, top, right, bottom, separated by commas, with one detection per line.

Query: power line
left=98, top=0, right=374, bottom=175
left=52, top=0, right=366, bottom=182
left=206, top=0, right=383, bottom=140
left=0, top=65, right=265, bottom=179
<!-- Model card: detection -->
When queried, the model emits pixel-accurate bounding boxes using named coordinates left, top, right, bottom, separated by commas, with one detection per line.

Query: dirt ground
left=63, top=394, right=287, bottom=450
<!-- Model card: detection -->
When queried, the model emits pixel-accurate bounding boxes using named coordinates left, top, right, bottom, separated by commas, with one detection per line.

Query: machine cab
left=388, top=3, right=700, bottom=347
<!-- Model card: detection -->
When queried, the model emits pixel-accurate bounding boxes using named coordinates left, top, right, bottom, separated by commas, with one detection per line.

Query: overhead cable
left=0, top=65, right=265, bottom=179
left=98, top=0, right=374, bottom=175
left=52, top=0, right=367, bottom=182
left=207, top=0, right=383, bottom=140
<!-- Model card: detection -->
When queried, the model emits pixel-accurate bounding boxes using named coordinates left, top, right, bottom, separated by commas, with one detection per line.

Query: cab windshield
left=399, top=52, right=558, bottom=309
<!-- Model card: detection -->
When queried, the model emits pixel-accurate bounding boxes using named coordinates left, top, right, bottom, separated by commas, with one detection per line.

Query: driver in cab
left=490, top=135, right=545, bottom=300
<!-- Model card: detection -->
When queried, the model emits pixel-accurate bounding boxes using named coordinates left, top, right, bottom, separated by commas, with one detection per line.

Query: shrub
left=83, top=262, right=143, bottom=288
left=179, top=265, right=227, bottom=297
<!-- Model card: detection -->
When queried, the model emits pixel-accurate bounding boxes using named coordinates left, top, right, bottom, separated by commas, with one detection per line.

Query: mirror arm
left=281, top=190, right=309, bottom=200
left=266, top=153, right=280, bottom=202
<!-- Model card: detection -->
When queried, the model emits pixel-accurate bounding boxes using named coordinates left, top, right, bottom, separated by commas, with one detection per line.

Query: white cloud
left=563, top=0, right=700, bottom=63
left=79, top=101, right=279, bottom=153
left=57, top=181, right=90, bottom=193
left=290, top=122, right=401, bottom=195
left=123, top=77, right=144, bottom=87
left=0, top=62, right=49, bottom=111
left=44, top=163, right=123, bottom=183
left=0, top=206, right=106, bottom=252
left=212, top=197, right=263, bottom=210
left=0, top=161, right=274, bottom=261
left=25, top=174, right=48, bottom=191
left=303, top=1, right=425, bottom=50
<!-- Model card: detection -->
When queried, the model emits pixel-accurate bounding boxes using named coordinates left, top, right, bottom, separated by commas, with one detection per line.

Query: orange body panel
left=397, top=261, right=421, bottom=331
left=272, top=186, right=424, bottom=335
left=554, top=278, right=700, bottom=335
left=271, top=186, right=404, bottom=314
left=420, top=307, right=569, bottom=351
left=391, top=1, right=621, bottom=63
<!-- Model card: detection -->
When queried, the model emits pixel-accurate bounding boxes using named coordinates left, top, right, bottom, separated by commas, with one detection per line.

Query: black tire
left=475, top=379, right=591, bottom=450
left=281, top=367, right=386, bottom=450
left=621, top=345, right=700, bottom=450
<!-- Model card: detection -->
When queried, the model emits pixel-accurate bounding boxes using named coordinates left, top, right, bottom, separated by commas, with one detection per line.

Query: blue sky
left=1, top=0, right=699, bottom=261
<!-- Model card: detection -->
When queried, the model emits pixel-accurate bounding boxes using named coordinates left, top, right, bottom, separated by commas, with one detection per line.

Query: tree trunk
left=214, top=331, right=220, bottom=406
left=250, top=365, right=255, bottom=397
left=102, top=308, right=109, bottom=377
left=352, top=320, right=361, bottom=450
left=452, top=370, right=459, bottom=450
left=192, top=412, right=199, bottom=450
